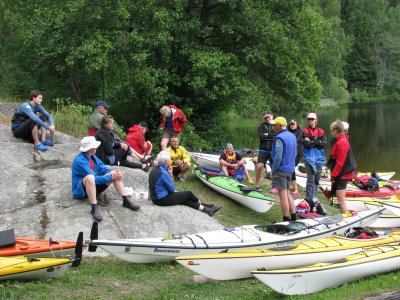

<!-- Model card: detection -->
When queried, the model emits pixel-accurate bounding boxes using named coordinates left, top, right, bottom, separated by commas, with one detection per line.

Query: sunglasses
left=307, top=118, right=316, bottom=121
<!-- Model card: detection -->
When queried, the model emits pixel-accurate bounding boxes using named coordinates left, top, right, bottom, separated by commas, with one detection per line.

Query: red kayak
left=321, top=187, right=400, bottom=198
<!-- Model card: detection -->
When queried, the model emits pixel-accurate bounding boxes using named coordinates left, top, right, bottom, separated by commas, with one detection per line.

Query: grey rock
left=0, top=121, right=223, bottom=258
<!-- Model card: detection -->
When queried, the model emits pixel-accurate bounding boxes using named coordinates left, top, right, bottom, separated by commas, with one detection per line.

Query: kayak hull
left=90, top=209, right=383, bottom=263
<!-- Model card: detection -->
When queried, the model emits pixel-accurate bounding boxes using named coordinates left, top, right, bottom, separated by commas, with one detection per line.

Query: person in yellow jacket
left=168, top=136, right=191, bottom=182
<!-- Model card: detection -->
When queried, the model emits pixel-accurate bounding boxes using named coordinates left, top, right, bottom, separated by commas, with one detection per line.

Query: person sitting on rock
left=168, top=136, right=191, bottom=182
left=95, top=115, right=149, bottom=171
left=72, top=136, right=141, bottom=222
left=149, top=150, right=222, bottom=216
left=88, top=100, right=110, bottom=136
left=125, top=121, right=155, bottom=163
left=219, top=143, right=254, bottom=185
left=11, top=90, right=56, bottom=151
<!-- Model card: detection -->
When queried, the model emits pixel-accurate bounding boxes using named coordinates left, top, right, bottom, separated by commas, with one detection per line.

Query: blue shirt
left=165, top=114, right=174, bottom=131
left=71, top=152, right=112, bottom=199
left=12, top=102, right=54, bottom=130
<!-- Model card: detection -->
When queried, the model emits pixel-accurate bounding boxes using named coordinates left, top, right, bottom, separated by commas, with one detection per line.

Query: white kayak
left=190, top=152, right=257, bottom=171
left=252, top=245, right=400, bottom=295
left=381, top=202, right=400, bottom=216
left=175, top=231, right=400, bottom=280
left=89, top=209, right=383, bottom=263
left=368, top=214, right=400, bottom=228
left=333, top=197, right=400, bottom=215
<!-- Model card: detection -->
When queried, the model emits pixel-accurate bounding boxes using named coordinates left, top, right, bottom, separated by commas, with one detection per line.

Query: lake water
left=224, top=101, right=400, bottom=180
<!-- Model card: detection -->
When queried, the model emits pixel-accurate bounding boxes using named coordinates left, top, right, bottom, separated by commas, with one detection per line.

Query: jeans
left=304, top=161, right=321, bottom=202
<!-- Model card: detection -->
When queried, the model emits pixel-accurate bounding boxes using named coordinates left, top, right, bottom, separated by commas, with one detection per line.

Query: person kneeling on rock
left=72, top=136, right=141, bottom=222
left=149, top=150, right=222, bottom=216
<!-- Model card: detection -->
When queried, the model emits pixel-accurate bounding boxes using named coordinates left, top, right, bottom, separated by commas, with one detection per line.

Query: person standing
left=149, top=151, right=222, bottom=216
left=11, top=90, right=56, bottom=151
left=159, top=105, right=187, bottom=151
left=255, top=111, right=276, bottom=191
left=288, top=119, right=302, bottom=195
left=301, top=112, right=327, bottom=215
left=270, top=117, right=297, bottom=221
left=329, top=120, right=357, bottom=213
left=71, top=136, right=141, bottom=222
left=88, top=100, right=110, bottom=136
left=168, top=136, right=191, bottom=182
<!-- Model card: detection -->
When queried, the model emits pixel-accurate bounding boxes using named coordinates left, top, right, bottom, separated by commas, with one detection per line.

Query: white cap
left=79, top=136, right=101, bottom=152
left=307, top=112, right=317, bottom=119
left=343, top=122, right=349, bottom=131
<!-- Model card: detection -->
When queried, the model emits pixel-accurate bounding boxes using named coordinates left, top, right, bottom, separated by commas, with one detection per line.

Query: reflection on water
left=224, top=102, right=400, bottom=180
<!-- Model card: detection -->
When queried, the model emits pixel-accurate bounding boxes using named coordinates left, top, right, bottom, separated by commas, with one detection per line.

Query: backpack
left=353, top=175, right=379, bottom=191
left=345, top=227, right=379, bottom=239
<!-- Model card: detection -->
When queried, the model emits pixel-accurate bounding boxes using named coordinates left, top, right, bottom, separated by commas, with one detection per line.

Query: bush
left=52, top=99, right=92, bottom=138
left=351, top=88, right=371, bottom=103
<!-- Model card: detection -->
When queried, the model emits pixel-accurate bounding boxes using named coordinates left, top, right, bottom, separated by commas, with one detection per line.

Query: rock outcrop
left=0, top=106, right=223, bottom=256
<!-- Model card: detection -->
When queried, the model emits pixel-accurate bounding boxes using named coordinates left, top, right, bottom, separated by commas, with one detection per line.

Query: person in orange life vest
left=219, top=143, right=254, bottom=184
left=88, top=100, right=110, bottom=136
left=329, top=120, right=357, bottom=213
left=301, top=112, right=327, bottom=213
left=125, top=121, right=155, bottom=163
left=159, top=105, right=187, bottom=151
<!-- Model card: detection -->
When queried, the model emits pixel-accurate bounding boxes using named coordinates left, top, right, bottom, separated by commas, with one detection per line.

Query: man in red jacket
left=125, top=121, right=154, bottom=163
left=329, top=120, right=357, bottom=213
left=159, top=105, right=187, bottom=150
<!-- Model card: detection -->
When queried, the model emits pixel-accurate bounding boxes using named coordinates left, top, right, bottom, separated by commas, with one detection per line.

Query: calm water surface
left=225, top=102, right=400, bottom=180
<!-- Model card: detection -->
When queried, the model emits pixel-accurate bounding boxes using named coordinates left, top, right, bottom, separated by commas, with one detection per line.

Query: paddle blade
left=88, top=221, right=98, bottom=252
left=319, top=214, right=344, bottom=224
left=72, top=231, right=83, bottom=267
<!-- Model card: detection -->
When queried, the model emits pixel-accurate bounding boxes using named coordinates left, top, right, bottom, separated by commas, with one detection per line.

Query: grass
left=1, top=172, right=399, bottom=299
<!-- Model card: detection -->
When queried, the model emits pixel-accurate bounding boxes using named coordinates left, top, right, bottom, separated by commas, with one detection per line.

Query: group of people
left=11, top=90, right=356, bottom=222
left=258, top=112, right=357, bottom=221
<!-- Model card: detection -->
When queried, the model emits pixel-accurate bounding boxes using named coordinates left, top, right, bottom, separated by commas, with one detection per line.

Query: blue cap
left=96, top=100, right=110, bottom=109
left=263, top=111, right=273, bottom=117
left=226, top=143, right=233, bottom=148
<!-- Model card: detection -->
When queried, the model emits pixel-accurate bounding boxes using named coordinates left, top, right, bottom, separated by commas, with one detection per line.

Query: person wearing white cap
left=71, top=136, right=141, bottom=222
left=270, top=117, right=297, bottom=221
left=300, top=112, right=327, bottom=215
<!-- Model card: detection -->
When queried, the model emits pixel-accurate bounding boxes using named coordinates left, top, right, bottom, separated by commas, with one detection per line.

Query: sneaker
left=203, top=205, right=223, bottom=217
left=255, top=186, right=263, bottom=192
left=34, top=143, right=48, bottom=151
left=270, top=188, right=278, bottom=193
left=248, top=179, right=254, bottom=185
left=142, top=154, right=156, bottom=164
left=91, top=205, right=103, bottom=222
left=42, top=139, right=54, bottom=146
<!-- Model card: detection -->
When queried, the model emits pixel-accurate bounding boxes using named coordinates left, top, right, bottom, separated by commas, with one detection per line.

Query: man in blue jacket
left=72, top=136, right=140, bottom=222
left=270, top=117, right=297, bottom=222
left=11, top=90, right=56, bottom=151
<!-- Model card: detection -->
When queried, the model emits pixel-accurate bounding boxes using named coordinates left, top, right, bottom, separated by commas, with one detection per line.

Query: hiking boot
left=142, top=155, right=156, bottom=164
left=203, top=205, right=223, bottom=217
left=34, top=143, right=48, bottom=151
left=42, top=139, right=54, bottom=146
left=203, top=203, right=220, bottom=209
left=255, top=186, right=263, bottom=192
left=91, top=205, right=103, bottom=222
left=122, top=196, right=141, bottom=210
left=313, top=198, right=327, bottom=216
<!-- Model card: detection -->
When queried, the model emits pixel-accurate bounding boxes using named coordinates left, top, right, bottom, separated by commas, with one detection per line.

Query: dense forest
left=1, top=0, right=399, bottom=147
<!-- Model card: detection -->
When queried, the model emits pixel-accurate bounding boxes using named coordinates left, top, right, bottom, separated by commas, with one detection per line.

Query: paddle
left=72, top=231, right=83, bottom=267
left=88, top=221, right=98, bottom=252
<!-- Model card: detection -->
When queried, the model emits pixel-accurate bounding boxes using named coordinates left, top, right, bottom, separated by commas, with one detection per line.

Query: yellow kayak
left=175, top=231, right=400, bottom=280
left=0, top=256, right=73, bottom=281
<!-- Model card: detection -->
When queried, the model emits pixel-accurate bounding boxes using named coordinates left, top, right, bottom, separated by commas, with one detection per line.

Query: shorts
left=257, top=151, right=272, bottom=166
left=332, top=178, right=349, bottom=191
left=12, top=115, right=48, bottom=142
left=271, top=172, right=292, bottom=190
left=82, top=183, right=109, bottom=197
left=172, top=167, right=181, bottom=176
left=162, top=129, right=180, bottom=140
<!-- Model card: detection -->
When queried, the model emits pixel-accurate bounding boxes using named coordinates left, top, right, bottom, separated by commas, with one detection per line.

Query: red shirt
left=330, top=133, right=354, bottom=179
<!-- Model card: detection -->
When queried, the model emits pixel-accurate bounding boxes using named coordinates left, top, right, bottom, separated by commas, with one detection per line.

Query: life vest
left=353, top=175, right=379, bottom=191
left=345, top=227, right=379, bottom=239
left=225, top=152, right=237, bottom=177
